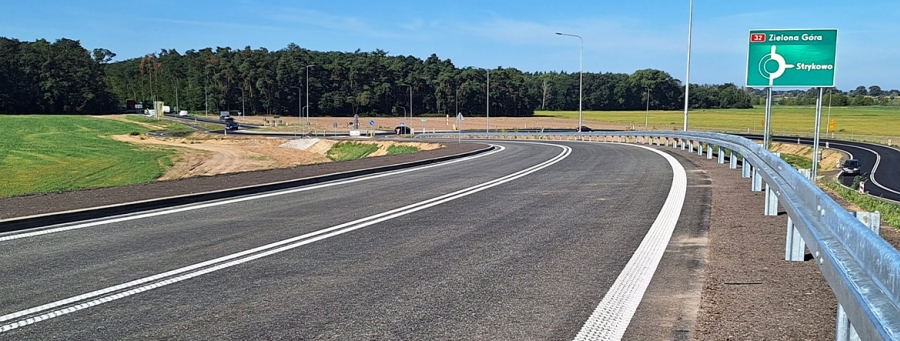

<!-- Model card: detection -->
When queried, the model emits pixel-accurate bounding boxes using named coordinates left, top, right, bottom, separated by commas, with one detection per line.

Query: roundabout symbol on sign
left=758, top=45, right=794, bottom=87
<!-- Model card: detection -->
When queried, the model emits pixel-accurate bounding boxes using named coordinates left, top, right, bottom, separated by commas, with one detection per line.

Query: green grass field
left=537, top=106, right=900, bottom=138
left=0, top=115, right=177, bottom=198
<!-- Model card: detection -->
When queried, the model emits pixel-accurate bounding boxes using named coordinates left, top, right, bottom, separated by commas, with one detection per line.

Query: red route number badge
left=750, top=33, right=766, bottom=42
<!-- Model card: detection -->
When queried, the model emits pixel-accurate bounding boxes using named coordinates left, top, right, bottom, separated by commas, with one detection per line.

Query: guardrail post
left=742, top=158, right=751, bottom=178
left=765, top=183, right=779, bottom=216
left=853, top=211, right=882, bottom=235
left=752, top=168, right=763, bottom=191
left=698, top=142, right=704, bottom=156
left=836, top=304, right=860, bottom=341
left=688, top=141, right=694, bottom=153
left=799, top=169, right=811, bottom=181
left=785, top=216, right=806, bottom=261
left=729, top=151, right=737, bottom=169
left=718, top=147, right=726, bottom=164
left=681, top=139, right=686, bottom=150
left=706, top=144, right=713, bottom=159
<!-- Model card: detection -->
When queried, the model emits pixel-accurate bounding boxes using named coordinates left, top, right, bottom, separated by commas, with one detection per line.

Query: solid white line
left=0, top=145, right=506, bottom=242
left=573, top=144, right=687, bottom=341
left=0, top=143, right=571, bottom=334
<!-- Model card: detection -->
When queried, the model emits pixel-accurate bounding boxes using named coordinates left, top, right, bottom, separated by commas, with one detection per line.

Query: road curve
left=0, top=141, right=704, bottom=340
left=742, top=134, right=900, bottom=202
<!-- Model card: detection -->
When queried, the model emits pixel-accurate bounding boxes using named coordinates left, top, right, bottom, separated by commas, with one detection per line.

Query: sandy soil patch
left=769, top=141, right=843, bottom=171
left=112, top=132, right=443, bottom=181
left=233, top=115, right=632, bottom=132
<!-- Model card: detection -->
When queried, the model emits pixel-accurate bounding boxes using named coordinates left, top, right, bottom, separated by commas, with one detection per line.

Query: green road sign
left=746, top=29, right=837, bottom=87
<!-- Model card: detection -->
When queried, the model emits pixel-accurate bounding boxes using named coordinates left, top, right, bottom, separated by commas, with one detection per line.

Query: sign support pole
left=764, top=87, right=773, bottom=149
left=812, top=87, right=824, bottom=180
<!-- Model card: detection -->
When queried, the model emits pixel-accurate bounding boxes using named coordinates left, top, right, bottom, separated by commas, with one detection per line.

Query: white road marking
left=573, top=144, right=687, bottom=341
left=0, top=144, right=571, bottom=333
left=0, top=145, right=506, bottom=242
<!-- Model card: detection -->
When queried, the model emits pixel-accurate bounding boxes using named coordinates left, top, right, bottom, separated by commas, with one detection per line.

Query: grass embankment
left=0, top=115, right=178, bottom=198
left=537, top=106, right=900, bottom=140
left=326, top=142, right=420, bottom=161
left=823, top=182, right=900, bottom=228
left=326, top=142, right=379, bottom=161
left=386, top=145, right=419, bottom=155
left=776, top=151, right=900, bottom=228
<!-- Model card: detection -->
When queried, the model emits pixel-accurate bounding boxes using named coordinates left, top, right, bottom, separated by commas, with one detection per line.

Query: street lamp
left=305, top=64, right=315, bottom=129
left=290, top=86, right=302, bottom=130
left=556, top=32, right=583, bottom=133
left=455, top=87, right=460, bottom=118
left=400, top=83, right=412, bottom=128
left=645, top=88, right=651, bottom=130
left=683, top=0, right=694, bottom=131
left=486, top=69, right=490, bottom=133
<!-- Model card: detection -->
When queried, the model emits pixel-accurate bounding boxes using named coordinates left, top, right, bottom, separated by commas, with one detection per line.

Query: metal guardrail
left=416, top=131, right=900, bottom=341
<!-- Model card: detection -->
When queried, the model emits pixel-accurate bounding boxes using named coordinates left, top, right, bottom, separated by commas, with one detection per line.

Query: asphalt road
left=742, top=134, right=900, bottom=202
left=0, top=140, right=709, bottom=340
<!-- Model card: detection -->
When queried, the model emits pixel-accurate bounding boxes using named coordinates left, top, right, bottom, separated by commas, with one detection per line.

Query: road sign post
left=747, top=29, right=837, bottom=178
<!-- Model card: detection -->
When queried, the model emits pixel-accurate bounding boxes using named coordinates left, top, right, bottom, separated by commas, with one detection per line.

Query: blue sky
left=2, top=0, right=898, bottom=91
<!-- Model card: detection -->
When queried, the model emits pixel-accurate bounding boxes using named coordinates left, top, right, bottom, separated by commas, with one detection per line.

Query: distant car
left=842, top=159, right=861, bottom=175
left=224, top=117, right=239, bottom=130
left=178, top=110, right=189, bottom=117
left=395, top=126, right=411, bottom=134
left=578, top=126, right=593, bottom=132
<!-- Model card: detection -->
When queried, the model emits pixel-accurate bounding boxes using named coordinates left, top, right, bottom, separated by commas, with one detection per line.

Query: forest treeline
left=1, top=37, right=894, bottom=116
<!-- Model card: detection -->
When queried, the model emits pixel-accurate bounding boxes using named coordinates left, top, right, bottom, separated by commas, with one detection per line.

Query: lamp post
left=455, top=87, right=460, bottom=118
left=486, top=69, right=490, bottom=133
left=683, top=0, right=694, bottom=131
left=556, top=32, right=583, bottom=133
left=645, top=88, right=651, bottom=130
left=290, top=86, right=302, bottom=131
left=305, top=65, right=315, bottom=129
left=400, top=83, right=412, bottom=128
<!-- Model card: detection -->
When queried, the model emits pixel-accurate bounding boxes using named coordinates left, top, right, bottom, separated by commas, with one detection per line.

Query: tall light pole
left=305, top=65, right=315, bottom=129
left=290, top=86, right=302, bottom=130
left=683, top=0, right=694, bottom=131
left=400, top=83, right=412, bottom=127
left=645, top=88, right=651, bottom=129
left=556, top=32, right=583, bottom=133
left=486, top=69, right=490, bottom=133
left=456, top=87, right=460, bottom=118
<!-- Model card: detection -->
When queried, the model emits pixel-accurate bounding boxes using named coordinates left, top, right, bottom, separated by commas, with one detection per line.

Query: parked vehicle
left=224, top=117, right=239, bottom=130
left=395, top=126, right=411, bottom=134
left=842, top=159, right=861, bottom=175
